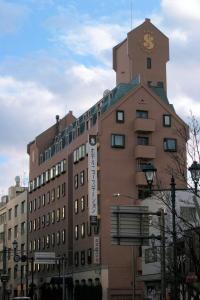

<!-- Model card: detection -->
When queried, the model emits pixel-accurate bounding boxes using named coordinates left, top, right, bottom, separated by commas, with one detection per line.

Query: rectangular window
left=62, top=229, right=66, bottom=244
left=42, top=215, right=45, bottom=227
left=33, top=198, right=36, bottom=211
left=29, top=201, right=32, bottom=213
left=137, top=136, right=149, bottom=145
left=81, top=251, right=85, bottom=265
left=136, top=110, right=148, bottom=119
left=42, top=194, right=45, bottom=206
left=57, top=186, right=60, bottom=199
left=163, top=114, right=171, bottom=127
left=21, top=201, right=25, bottom=214
left=81, top=196, right=85, bottom=211
left=80, top=171, right=85, bottom=186
left=74, top=174, right=79, bottom=189
left=147, top=57, right=152, bottom=69
left=46, top=213, right=50, bottom=226
left=51, top=211, right=55, bottom=224
left=47, top=192, right=50, bottom=204
left=62, top=183, right=66, bottom=196
left=14, top=225, right=18, bottom=238
left=163, top=138, right=177, bottom=152
left=75, top=225, right=79, bottom=240
left=111, top=134, right=125, bottom=148
left=8, top=228, right=12, bottom=240
left=38, top=196, right=41, bottom=208
left=74, top=199, right=78, bottom=214
left=74, top=252, right=79, bottom=267
left=8, top=209, right=12, bottom=220
left=21, top=222, right=25, bottom=235
left=51, top=189, right=55, bottom=201
left=87, top=222, right=91, bottom=236
left=56, top=231, right=60, bottom=245
left=81, top=223, right=85, bottom=238
left=62, top=206, right=66, bottom=219
left=56, top=208, right=60, bottom=222
left=14, top=205, right=18, bottom=217
left=51, top=233, right=55, bottom=247
left=116, top=110, right=124, bottom=123
left=87, top=248, right=92, bottom=264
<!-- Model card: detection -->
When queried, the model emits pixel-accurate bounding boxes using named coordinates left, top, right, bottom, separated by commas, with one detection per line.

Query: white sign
left=34, top=252, right=56, bottom=264
left=88, top=135, right=98, bottom=223
left=94, top=236, right=100, bottom=264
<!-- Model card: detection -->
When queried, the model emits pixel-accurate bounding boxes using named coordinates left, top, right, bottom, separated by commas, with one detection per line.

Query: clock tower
left=113, top=18, right=169, bottom=92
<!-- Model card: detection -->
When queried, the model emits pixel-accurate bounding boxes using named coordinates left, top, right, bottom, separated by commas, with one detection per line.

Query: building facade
left=27, top=19, right=188, bottom=300
left=0, top=178, right=28, bottom=298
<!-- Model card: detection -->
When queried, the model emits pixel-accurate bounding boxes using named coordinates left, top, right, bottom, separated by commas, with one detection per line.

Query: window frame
left=116, top=110, right=124, bottom=123
left=111, top=134, right=125, bottom=149
left=163, top=138, right=177, bottom=152
left=136, top=110, right=148, bottom=119
left=163, top=114, right=171, bottom=127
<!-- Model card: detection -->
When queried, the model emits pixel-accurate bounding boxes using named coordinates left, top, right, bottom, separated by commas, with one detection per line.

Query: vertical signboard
left=94, top=236, right=100, bottom=264
left=88, top=135, right=98, bottom=224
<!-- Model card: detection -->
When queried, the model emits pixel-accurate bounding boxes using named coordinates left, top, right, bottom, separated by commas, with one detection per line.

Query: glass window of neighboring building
left=80, top=170, right=85, bottom=186
left=14, top=205, right=18, bottom=217
left=81, top=196, right=85, bottom=212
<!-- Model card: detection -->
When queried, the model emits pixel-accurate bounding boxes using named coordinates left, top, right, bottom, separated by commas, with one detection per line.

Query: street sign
left=111, top=205, right=150, bottom=246
left=34, top=252, right=56, bottom=264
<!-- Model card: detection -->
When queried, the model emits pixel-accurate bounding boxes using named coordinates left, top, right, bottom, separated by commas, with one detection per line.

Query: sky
left=0, top=0, right=200, bottom=194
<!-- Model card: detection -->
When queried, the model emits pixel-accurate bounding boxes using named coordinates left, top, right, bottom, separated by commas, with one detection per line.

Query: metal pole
left=171, top=176, right=178, bottom=300
left=2, top=245, right=7, bottom=300
left=31, top=257, right=34, bottom=300
left=195, top=181, right=198, bottom=195
left=21, top=265, right=23, bottom=296
left=62, top=256, right=66, bottom=300
left=160, top=208, right=166, bottom=300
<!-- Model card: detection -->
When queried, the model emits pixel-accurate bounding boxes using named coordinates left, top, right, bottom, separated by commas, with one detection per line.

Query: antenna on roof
left=130, top=0, right=133, bottom=29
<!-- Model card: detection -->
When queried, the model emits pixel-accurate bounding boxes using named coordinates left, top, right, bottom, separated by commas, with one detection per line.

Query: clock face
left=143, top=33, right=155, bottom=50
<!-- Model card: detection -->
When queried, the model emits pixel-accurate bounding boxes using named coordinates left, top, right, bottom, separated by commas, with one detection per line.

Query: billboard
left=111, top=205, right=150, bottom=246
left=88, top=135, right=98, bottom=224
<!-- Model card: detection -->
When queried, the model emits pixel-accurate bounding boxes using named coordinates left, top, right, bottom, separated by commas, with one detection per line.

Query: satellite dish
left=103, top=89, right=111, bottom=97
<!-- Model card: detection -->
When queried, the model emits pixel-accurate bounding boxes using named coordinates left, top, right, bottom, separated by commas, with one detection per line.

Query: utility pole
left=160, top=208, right=166, bottom=300
left=171, top=176, right=178, bottom=300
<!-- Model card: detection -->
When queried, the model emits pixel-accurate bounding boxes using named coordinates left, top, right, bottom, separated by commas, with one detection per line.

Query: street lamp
left=188, top=161, right=200, bottom=195
left=12, top=240, right=34, bottom=300
left=142, top=163, right=157, bottom=191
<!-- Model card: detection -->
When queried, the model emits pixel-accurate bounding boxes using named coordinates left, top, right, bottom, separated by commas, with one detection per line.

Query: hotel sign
left=94, top=236, right=100, bottom=264
left=88, top=135, right=98, bottom=224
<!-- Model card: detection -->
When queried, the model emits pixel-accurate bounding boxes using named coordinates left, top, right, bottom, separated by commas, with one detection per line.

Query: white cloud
left=0, top=0, right=29, bottom=35
left=162, top=0, right=200, bottom=21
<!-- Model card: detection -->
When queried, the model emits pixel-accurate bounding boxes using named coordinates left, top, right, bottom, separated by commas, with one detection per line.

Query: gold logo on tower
left=143, top=32, right=155, bottom=51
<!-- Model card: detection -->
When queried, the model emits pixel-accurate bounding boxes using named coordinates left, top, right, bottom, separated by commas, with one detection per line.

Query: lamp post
left=143, top=164, right=176, bottom=300
left=12, top=240, right=34, bottom=299
left=188, top=161, right=200, bottom=195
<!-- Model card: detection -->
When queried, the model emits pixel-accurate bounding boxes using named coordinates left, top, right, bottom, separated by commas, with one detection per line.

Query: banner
left=94, top=236, right=100, bottom=264
left=88, top=135, right=98, bottom=224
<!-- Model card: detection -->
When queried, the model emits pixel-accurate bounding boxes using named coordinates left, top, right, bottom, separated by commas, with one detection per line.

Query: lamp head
left=12, top=239, right=18, bottom=250
left=188, top=161, right=200, bottom=184
left=142, top=163, right=157, bottom=188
